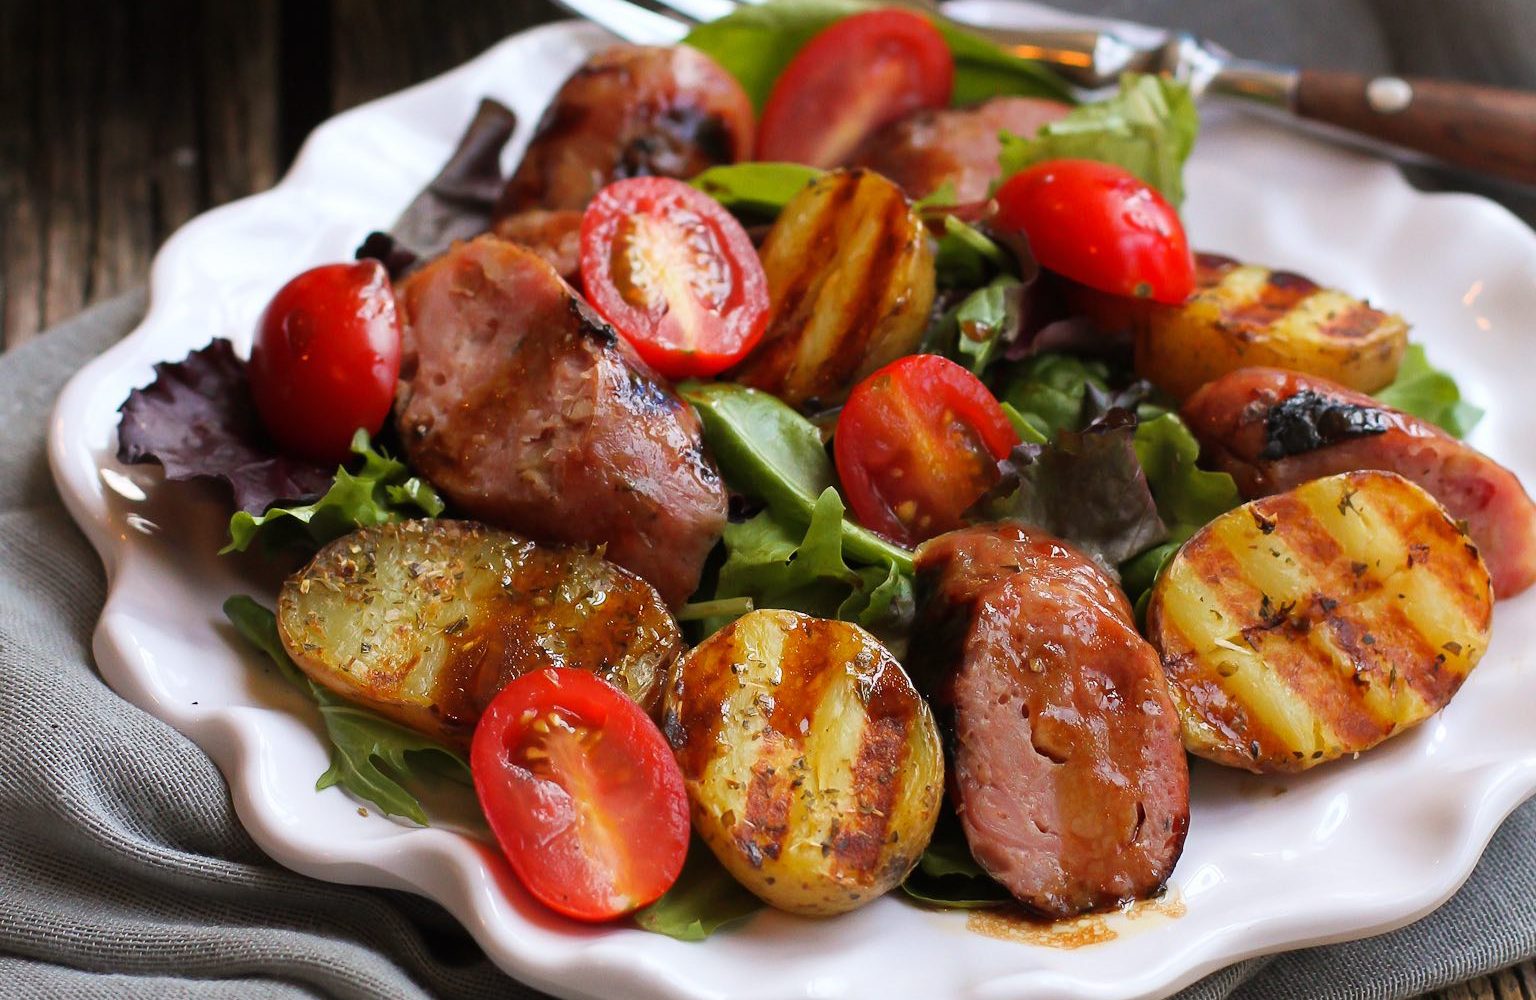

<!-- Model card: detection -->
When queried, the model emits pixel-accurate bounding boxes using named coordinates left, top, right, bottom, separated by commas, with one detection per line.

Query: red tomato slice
left=471, top=668, right=689, bottom=922
left=994, top=159, right=1194, bottom=305
left=757, top=10, right=954, bottom=168
left=579, top=177, right=769, bottom=380
left=835, top=354, right=1019, bottom=546
left=248, top=259, right=403, bottom=464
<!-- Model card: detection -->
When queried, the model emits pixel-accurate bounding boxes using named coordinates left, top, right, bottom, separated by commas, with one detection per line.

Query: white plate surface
left=47, top=12, right=1536, bottom=1000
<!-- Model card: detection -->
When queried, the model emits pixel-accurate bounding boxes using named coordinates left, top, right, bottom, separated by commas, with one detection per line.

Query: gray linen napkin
left=5, top=294, right=1536, bottom=1000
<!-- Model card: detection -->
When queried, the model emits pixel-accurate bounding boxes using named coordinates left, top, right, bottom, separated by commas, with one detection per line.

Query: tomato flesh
left=470, top=668, right=689, bottom=922
left=994, top=159, right=1195, bottom=305
left=247, top=259, right=402, bottom=465
left=836, top=354, right=1019, bottom=546
left=757, top=10, right=954, bottom=168
left=580, top=177, right=769, bottom=380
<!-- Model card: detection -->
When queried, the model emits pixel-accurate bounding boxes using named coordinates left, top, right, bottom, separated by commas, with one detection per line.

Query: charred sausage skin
left=395, top=235, right=728, bottom=607
left=1183, top=367, right=1536, bottom=598
left=912, top=525, right=1190, bottom=919
left=846, top=97, right=1070, bottom=203
left=494, top=45, right=754, bottom=217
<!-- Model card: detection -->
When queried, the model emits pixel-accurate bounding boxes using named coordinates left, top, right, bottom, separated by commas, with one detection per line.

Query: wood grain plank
left=91, top=1, right=157, bottom=304
left=0, top=2, right=43, bottom=348
left=36, top=0, right=99, bottom=337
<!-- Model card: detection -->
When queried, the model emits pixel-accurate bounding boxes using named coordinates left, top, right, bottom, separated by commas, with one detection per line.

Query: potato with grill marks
left=1147, top=470, right=1492, bottom=772
left=663, top=609, right=944, bottom=916
left=729, top=169, right=936, bottom=409
left=1075, top=254, right=1408, bottom=401
left=277, top=519, right=681, bottom=749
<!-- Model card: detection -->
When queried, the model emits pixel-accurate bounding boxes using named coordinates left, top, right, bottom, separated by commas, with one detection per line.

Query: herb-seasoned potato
left=1147, top=471, right=1492, bottom=772
left=731, top=169, right=935, bottom=408
left=277, top=519, right=681, bottom=749
left=664, top=609, right=943, bottom=916
left=1075, top=253, right=1407, bottom=400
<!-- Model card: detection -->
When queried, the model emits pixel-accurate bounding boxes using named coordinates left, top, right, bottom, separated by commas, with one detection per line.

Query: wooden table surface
left=2, top=2, right=1533, bottom=998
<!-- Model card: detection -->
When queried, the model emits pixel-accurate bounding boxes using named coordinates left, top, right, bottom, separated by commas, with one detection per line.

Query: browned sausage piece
left=912, top=525, right=1190, bottom=918
left=1182, top=367, right=1536, bottom=598
left=490, top=208, right=583, bottom=285
left=494, top=45, right=755, bottom=217
left=846, top=97, right=1070, bottom=203
left=395, top=235, right=728, bottom=606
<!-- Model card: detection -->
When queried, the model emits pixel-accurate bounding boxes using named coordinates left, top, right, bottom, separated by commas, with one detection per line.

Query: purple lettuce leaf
left=116, top=339, right=333, bottom=514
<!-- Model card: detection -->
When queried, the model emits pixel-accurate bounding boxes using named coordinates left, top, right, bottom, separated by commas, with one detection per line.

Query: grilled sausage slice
left=395, top=235, right=728, bottom=606
left=912, top=525, right=1190, bottom=919
left=494, top=45, right=754, bottom=216
left=490, top=208, right=582, bottom=284
left=1182, top=367, right=1536, bottom=597
left=846, top=97, right=1070, bottom=203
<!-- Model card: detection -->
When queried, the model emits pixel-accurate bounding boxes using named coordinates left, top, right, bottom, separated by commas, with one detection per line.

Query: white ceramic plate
left=47, top=10, right=1536, bottom=1000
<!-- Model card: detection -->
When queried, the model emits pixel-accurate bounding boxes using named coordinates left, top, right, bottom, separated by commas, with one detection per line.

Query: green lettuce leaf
left=691, top=161, right=822, bottom=219
left=707, top=488, right=915, bottom=646
left=224, top=596, right=470, bottom=826
left=998, top=353, right=1111, bottom=441
left=900, top=809, right=1010, bottom=909
left=1120, top=413, right=1242, bottom=606
left=682, top=0, right=1074, bottom=112
left=634, top=841, right=762, bottom=941
left=680, top=381, right=912, bottom=572
left=224, top=430, right=444, bottom=554
left=1375, top=343, right=1483, bottom=438
left=998, top=74, right=1198, bottom=206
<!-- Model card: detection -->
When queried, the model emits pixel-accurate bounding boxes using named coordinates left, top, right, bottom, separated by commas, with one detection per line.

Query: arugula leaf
left=1375, top=343, right=1483, bottom=438
left=224, top=596, right=470, bottom=826
left=634, top=841, right=762, bottom=941
left=682, top=0, right=1073, bottom=112
left=680, top=381, right=913, bottom=572
left=998, top=74, right=1198, bottom=206
left=933, top=215, right=1011, bottom=288
left=224, top=430, right=444, bottom=554
left=691, top=162, right=823, bottom=219
left=1119, top=414, right=1242, bottom=604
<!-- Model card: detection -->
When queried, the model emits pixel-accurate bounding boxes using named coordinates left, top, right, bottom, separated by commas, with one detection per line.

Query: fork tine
left=547, top=0, right=690, bottom=44
left=648, top=0, right=739, bottom=25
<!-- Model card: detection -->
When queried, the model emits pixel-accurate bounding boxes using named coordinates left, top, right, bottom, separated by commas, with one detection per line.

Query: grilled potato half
left=731, top=168, right=935, bottom=408
left=664, top=609, right=943, bottom=916
left=1075, top=253, right=1407, bottom=400
left=1147, top=471, right=1492, bottom=773
left=277, top=519, right=681, bottom=748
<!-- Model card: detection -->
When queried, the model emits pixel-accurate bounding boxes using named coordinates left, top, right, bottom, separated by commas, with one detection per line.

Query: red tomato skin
left=470, top=668, right=690, bottom=922
left=579, top=177, right=770, bottom=380
left=757, top=10, right=955, bottom=168
left=248, top=260, right=402, bottom=465
left=994, top=159, right=1195, bottom=305
left=835, top=354, right=1019, bottom=546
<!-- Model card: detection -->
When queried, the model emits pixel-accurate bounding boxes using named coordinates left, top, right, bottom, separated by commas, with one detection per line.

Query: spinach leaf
left=900, top=809, right=1010, bottom=909
left=998, top=353, right=1111, bottom=441
left=691, top=162, right=822, bottom=219
left=1375, top=343, right=1483, bottom=438
left=998, top=74, right=1198, bottom=206
left=224, top=596, right=470, bottom=826
left=682, top=0, right=1073, bottom=112
left=933, top=215, right=1011, bottom=288
left=224, top=430, right=444, bottom=555
left=634, top=841, right=762, bottom=941
left=680, top=381, right=913, bottom=572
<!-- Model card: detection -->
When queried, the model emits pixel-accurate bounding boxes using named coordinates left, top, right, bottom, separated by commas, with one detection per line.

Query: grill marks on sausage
left=1151, top=471, right=1491, bottom=771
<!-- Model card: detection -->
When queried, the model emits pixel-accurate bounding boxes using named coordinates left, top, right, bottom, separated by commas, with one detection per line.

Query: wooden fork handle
left=1294, top=70, right=1536, bottom=186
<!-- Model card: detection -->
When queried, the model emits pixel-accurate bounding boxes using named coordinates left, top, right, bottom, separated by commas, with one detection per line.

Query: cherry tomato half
left=580, top=177, right=770, bottom=380
left=994, top=159, right=1195, bottom=305
left=757, top=10, right=954, bottom=168
left=248, top=259, right=402, bottom=465
left=835, top=354, right=1019, bottom=546
left=470, top=668, right=690, bottom=922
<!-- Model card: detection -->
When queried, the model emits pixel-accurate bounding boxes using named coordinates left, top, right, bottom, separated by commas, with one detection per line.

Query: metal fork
left=549, top=0, right=1536, bottom=187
